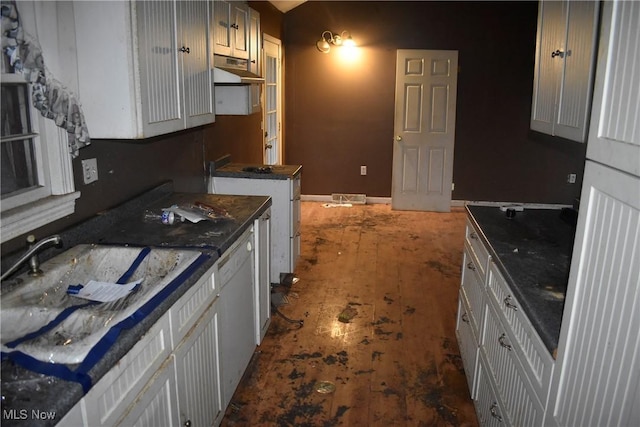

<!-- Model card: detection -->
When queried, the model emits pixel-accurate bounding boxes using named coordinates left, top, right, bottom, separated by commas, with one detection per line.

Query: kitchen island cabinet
left=0, top=185, right=270, bottom=427
left=211, top=163, right=302, bottom=284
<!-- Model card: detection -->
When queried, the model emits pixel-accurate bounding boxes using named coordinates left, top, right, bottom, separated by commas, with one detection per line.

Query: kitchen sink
left=1, top=244, right=205, bottom=364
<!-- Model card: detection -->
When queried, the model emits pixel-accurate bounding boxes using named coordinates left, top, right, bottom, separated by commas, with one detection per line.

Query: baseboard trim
left=302, top=195, right=573, bottom=210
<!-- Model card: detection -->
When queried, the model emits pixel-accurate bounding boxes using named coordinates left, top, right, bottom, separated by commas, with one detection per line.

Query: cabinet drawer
left=83, top=314, right=172, bottom=427
left=456, top=291, right=480, bottom=399
left=465, top=220, right=490, bottom=278
left=486, top=262, right=554, bottom=403
left=169, top=264, right=218, bottom=348
left=481, top=302, right=545, bottom=426
left=461, top=246, right=485, bottom=337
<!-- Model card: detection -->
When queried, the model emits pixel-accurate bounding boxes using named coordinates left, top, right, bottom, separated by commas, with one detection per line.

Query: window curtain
left=1, top=0, right=90, bottom=158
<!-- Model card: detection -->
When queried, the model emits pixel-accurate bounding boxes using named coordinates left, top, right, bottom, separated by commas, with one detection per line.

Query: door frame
left=262, top=33, right=283, bottom=165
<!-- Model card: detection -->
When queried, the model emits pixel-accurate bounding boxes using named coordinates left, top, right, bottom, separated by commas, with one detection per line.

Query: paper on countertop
left=67, top=279, right=143, bottom=302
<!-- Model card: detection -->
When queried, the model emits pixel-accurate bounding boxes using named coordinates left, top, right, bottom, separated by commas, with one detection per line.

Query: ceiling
left=269, top=0, right=307, bottom=13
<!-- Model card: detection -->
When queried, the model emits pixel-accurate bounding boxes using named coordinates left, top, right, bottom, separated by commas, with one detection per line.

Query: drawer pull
left=461, top=312, right=470, bottom=323
left=490, top=402, right=503, bottom=422
left=467, top=262, right=476, bottom=271
left=504, top=295, right=518, bottom=311
left=469, top=232, right=478, bottom=240
left=498, top=333, right=512, bottom=351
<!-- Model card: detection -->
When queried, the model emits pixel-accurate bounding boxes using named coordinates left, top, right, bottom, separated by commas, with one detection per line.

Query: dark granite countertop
left=466, top=205, right=576, bottom=357
left=1, top=183, right=271, bottom=427
left=212, top=162, right=302, bottom=180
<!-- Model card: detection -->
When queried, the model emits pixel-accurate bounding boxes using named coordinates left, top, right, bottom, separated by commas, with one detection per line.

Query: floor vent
left=331, top=193, right=366, bottom=204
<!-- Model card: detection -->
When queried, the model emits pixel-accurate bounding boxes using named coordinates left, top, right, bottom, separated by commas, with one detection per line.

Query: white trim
left=301, top=195, right=572, bottom=210
left=1, top=191, right=80, bottom=242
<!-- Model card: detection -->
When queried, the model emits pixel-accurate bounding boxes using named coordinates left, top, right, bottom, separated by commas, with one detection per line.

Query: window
left=0, top=74, right=79, bottom=242
left=1, top=75, right=49, bottom=210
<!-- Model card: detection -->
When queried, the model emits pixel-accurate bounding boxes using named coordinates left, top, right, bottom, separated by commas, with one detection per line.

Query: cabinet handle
left=469, top=232, right=478, bottom=240
left=551, top=49, right=564, bottom=58
left=179, top=46, right=190, bottom=54
left=498, top=333, right=512, bottom=351
left=489, top=402, right=503, bottom=422
left=467, top=262, right=476, bottom=271
left=461, top=312, right=470, bottom=323
left=251, top=59, right=256, bottom=63
left=503, top=295, right=518, bottom=311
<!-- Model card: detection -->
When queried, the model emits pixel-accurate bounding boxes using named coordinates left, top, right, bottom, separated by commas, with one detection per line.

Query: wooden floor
left=221, top=202, right=478, bottom=426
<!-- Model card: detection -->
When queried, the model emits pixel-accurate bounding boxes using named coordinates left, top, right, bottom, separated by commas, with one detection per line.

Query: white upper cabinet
left=74, top=1, right=214, bottom=139
left=585, top=0, right=640, bottom=176
left=213, top=1, right=249, bottom=59
left=531, top=0, right=599, bottom=143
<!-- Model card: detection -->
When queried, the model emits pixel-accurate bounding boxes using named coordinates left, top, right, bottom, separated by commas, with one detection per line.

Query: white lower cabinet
left=115, top=357, right=180, bottom=427
left=60, top=219, right=270, bottom=426
left=456, top=218, right=551, bottom=426
left=174, top=299, right=222, bottom=427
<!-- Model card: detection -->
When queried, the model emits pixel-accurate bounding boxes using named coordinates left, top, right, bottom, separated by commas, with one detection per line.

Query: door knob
left=265, top=144, right=273, bottom=149
left=551, top=49, right=564, bottom=58
left=395, top=135, right=403, bottom=141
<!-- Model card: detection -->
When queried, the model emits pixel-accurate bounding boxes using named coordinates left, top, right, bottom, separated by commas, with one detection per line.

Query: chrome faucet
left=0, top=234, right=63, bottom=281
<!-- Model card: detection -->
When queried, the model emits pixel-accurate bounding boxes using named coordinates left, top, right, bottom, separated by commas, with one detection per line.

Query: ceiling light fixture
left=316, top=30, right=355, bottom=53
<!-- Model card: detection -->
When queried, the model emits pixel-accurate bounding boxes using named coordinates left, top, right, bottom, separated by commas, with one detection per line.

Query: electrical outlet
left=567, top=173, right=577, bottom=184
left=82, top=158, right=98, bottom=184
left=360, top=165, right=367, bottom=175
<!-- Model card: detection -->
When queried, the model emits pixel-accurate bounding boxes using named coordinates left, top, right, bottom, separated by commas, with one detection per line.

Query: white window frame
left=1, top=73, right=79, bottom=242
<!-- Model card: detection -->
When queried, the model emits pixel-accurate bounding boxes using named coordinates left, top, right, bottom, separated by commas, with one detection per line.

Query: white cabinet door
left=136, top=0, right=183, bottom=136
left=213, top=0, right=232, bottom=56
left=180, top=0, right=215, bottom=129
left=531, top=0, right=599, bottom=142
left=585, top=0, right=640, bottom=176
left=231, top=2, right=249, bottom=59
left=255, top=208, right=271, bottom=344
left=248, top=7, right=261, bottom=76
left=213, top=0, right=248, bottom=59
left=174, top=300, right=223, bottom=427
left=115, top=357, right=180, bottom=427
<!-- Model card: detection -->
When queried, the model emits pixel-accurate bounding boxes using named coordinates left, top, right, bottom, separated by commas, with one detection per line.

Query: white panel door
left=263, top=35, right=282, bottom=165
left=392, top=49, right=458, bottom=212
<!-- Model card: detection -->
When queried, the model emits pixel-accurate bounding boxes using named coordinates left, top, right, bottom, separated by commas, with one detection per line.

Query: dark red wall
left=283, top=1, right=587, bottom=201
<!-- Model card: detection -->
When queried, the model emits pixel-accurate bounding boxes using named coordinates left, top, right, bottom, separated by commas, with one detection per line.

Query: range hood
left=213, top=55, right=264, bottom=84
